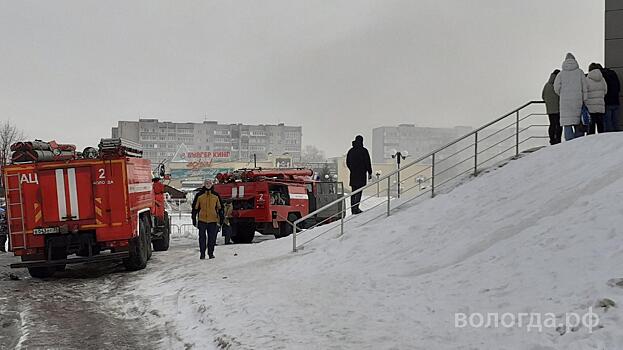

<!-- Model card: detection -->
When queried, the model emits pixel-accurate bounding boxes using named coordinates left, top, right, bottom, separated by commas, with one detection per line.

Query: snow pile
left=124, top=134, right=623, bottom=349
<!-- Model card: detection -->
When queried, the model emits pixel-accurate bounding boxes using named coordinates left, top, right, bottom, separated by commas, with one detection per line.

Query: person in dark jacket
left=346, top=135, right=372, bottom=214
left=596, top=63, right=621, bottom=132
left=0, top=207, right=7, bottom=253
left=221, top=200, right=233, bottom=245
left=542, top=69, right=562, bottom=144
left=192, top=179, right=223, bottom=259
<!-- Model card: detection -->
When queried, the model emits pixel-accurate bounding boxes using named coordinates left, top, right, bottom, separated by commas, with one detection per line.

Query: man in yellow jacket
left=192, top=179, right=223, bottom=259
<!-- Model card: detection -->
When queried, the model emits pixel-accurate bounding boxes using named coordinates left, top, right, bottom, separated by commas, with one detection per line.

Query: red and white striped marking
left=55, top=168, right=83, bottom=220
left=55, top=169, right=69, bottom=220
left=67, top=168, right=80, bottom=220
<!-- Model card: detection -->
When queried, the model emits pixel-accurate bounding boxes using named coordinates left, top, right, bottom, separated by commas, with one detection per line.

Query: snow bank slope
left=131, top=134, right=623, bottom=350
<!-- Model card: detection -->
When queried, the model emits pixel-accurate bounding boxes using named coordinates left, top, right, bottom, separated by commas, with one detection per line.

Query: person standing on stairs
left=346, top=135, right=373, bottom=215
left=554, top=53, right=588, bottom=141
left=599, top=64, right=621, bottom=132
left=542, top=69, right=562, bottom=144
left=585, top=63, right=608, bottom=135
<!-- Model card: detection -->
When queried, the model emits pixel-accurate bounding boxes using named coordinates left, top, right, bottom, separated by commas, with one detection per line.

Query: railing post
left=515, top=110, right=520, bottom=156
left=340, top=197, right=345, bottom=236
left=431, top=153, right=436, bottom=198
left=397, top=166, right=401, bottom=199
left=386, top=176, right=391, bottom=217
left=293, top=221, right=298, bottom=252
left=474, top=131, right=478, bottom=176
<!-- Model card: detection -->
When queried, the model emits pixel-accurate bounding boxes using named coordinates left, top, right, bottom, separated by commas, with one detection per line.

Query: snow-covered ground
left=119, top=134, right=623, bottom=349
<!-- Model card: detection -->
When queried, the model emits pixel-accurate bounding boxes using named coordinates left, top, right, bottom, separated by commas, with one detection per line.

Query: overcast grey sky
left=0, top=1, right=604, bottom=157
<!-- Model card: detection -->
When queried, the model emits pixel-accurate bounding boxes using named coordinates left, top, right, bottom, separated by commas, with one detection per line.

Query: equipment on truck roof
left=215, top=168, right=313, bottom=184
left=9, top=138, right=143, bottom=164
left=11, top=140, right=78, bottom=163
left=98, top=138, right=143, bottom=158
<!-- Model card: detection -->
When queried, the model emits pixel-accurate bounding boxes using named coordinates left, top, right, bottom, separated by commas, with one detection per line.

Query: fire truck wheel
left=275, top=213, right=301, bottom=239
left=123, top=217, right=150, bottom=271
left=50, top=249, right=67, bottom=272
left=231, top=223, right=255, bottom=244
left=28, top=267, right=56, bottom=278
left=144, top=217, right=153, bottom=260
left=152, top=212, right=170, bottom=251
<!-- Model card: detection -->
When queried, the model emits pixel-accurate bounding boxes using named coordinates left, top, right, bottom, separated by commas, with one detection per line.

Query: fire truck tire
left=275, top=213, right=301, bottom=239
left=144, top=217, right=153, bottom=260
left=50, top=249, right=67, bottom=272
left=231, top=223, right=255, bottom=244
left=152, top=212, right=170, bottom=252
left=123, top=217, right=150, bottom=271
left=28, top=267, right=56, bottom=278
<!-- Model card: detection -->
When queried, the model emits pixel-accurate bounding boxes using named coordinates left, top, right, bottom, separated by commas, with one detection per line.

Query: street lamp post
left=391, top=150, right=408, bottom=198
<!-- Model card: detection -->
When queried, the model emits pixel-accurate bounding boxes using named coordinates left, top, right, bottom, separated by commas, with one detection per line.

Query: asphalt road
left=0, top=233, right=274, bottom=350
left=0, top=250, right=170, bottom=350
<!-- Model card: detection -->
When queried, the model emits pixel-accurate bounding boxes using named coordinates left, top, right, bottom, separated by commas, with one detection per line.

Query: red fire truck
left=2, top=138, right=171, bottom=278
left=213, top=168, right=344, bottom=243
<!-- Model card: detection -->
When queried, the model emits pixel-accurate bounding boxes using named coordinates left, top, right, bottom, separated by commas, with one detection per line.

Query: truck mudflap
left=10, top=251, right=130, bottom=269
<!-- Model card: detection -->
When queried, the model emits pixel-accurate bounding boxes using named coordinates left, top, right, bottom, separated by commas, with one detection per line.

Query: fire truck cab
left=214, top=168, right=344, bottom=243
left=2, top=138, right=171, bottom=278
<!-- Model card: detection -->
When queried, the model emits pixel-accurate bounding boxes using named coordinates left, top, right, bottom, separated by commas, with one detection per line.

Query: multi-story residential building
left=111, top=119, right=302, bottom=165
left=372, top=124, right=472, bottom=163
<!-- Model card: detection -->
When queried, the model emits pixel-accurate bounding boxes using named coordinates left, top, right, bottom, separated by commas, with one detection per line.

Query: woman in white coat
left=554, top=53, right=588, bottom=141
left=585, top=63, right=608, bottom=134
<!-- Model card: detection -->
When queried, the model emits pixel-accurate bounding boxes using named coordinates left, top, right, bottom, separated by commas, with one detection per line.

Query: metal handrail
left=292, top=101, right=546, bottom=252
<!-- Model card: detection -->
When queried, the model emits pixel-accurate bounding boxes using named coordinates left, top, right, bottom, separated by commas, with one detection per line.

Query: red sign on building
left=183, top=151, right=231, bottom=160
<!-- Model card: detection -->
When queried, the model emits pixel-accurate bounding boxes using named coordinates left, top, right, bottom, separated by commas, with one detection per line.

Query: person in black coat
left=346, top=135, right=372, bottom=214
left=0, top=208, right=7, bottom=252
left=599, top=65, right=621, bottom=132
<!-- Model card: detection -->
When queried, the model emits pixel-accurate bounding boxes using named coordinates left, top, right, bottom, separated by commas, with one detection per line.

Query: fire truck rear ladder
left=5, top=173, right=26, bottom=249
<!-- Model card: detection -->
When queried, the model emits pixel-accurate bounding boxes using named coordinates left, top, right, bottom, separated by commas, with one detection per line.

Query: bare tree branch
left=0, top=120, right=24, bottom=166
left=301, top=145, right=326, bottom=163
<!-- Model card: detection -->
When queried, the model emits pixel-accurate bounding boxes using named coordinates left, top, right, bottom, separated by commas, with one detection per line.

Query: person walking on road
left=585, top=64, right=608, bottom=135
left=0, top=207, right=7, bottom=253
left=346, top=135, right=372, bottom=215
left=542, top=69, right=562, bottom=144
left=599, top=64, right=621, bottom=132
left=554, top=53, right=588, bottom=141
left=192, top=179, right=223, bottom=259
left=222, top=200, right=233, bottom=245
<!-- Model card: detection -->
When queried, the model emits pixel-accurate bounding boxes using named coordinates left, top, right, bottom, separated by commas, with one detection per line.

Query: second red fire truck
left=214, top=168, right=344, bottom=243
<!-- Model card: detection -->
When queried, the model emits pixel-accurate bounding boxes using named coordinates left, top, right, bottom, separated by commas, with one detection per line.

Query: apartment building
left=111, top=119, right=302, bottom=165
